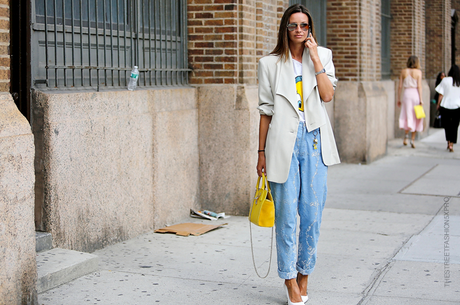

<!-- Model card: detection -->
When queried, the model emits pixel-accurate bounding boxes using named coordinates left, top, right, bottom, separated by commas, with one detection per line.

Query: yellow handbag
left=249, top=174, right=275, bottom=227
left=414, top=105, right=426, bottom=119
left=249, top=174, right=275, bottom=278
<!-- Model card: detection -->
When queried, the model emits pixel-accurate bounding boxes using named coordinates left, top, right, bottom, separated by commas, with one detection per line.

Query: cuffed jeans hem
left=278, top=270, right=298, bottom=280
left=278, top=267, right=315, bottom=279
left=296, top=265, right=315, bottom=276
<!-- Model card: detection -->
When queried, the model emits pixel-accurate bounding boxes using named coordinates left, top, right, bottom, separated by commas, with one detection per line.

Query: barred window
left=32, top=0, right=189, bottom=90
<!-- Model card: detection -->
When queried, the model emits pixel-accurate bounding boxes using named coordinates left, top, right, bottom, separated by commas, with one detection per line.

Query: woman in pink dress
left=397, top=56, right=424, bottom=148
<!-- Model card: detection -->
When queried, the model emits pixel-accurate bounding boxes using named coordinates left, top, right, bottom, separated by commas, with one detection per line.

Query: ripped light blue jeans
left=269, top=122, right=328, bottom=279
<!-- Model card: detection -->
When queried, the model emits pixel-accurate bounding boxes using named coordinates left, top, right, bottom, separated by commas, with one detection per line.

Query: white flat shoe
left=284, top=285, right=304, bottom=305
left=301, top=294, right=309, bottom=303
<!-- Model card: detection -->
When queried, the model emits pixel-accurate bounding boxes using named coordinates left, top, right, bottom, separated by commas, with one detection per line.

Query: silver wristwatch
left=315, top=68, right=326, bottom=76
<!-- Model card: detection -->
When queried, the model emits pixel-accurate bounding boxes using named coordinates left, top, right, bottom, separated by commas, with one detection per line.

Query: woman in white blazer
left=256, top=4, right=340, bottom=305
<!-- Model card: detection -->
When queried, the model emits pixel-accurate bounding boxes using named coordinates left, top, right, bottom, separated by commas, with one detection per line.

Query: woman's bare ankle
left=285, top=278, right=302, bottom=302
left=296, top=273, right=309, bottom=296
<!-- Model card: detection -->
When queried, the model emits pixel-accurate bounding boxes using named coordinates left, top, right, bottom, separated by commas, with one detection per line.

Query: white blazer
left=258, top=47, right=341, bottom=183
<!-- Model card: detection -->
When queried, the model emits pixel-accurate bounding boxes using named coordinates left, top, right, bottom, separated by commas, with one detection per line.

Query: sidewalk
left=38, top=128, right=460, bottom=305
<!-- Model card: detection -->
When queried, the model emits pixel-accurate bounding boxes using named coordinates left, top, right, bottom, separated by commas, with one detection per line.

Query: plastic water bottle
left=127, top=66, right=139, bottom=91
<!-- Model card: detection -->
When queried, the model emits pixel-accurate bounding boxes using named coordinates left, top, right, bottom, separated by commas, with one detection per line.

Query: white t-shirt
left=293, top=59, right=305, bottom=122
left=435, top=77, right=460, bottom=109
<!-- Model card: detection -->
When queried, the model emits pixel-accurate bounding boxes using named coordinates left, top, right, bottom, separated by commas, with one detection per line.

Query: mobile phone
left=304, top=28, right=312, bottom=45
left=304, top=28, right=311, bottom=44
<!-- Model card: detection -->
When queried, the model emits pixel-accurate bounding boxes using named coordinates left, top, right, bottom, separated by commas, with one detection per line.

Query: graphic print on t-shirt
left=295, top=75, right=304, bottom=112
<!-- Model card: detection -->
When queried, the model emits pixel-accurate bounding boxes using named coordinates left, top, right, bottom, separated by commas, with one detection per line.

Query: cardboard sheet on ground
left=154, top=222, right=227, bottom=236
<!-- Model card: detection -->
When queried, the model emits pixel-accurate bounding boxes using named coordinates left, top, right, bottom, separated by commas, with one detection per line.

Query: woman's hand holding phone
left=304, top=29, right=319, bottom=61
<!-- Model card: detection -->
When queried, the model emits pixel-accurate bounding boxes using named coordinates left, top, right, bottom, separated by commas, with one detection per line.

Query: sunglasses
left=287, top=23, right=310, bottom=32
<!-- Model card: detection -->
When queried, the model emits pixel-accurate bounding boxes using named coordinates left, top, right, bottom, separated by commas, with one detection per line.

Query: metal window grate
left=32, top=0, right=189, bottom=90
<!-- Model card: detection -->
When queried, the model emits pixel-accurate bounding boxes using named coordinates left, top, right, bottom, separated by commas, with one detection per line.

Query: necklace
left=312, top=130, right=318, bottom=150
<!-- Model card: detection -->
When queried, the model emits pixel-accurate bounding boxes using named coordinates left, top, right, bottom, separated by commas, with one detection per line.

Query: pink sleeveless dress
left=399, top=75, right=423, bottom=132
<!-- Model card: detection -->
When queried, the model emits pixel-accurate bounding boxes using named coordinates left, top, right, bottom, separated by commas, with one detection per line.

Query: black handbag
left=433, top=111, right=442, bottom=128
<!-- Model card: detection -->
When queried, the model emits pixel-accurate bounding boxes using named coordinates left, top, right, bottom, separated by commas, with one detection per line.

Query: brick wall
left=239, top=1, right=257, bottom=84
left=426, top=0, right=451, bottom=79
left=326, top=0, right=433, bottom=82
left=188, top=0, right=280, bottom=86
left=255, top=1, right=279, bottom=67
left=188, top=0, right=238, bottom=85
left=359, top=0, right=381, bottom=81
left=326, top=0, right=382, bottom=82
left=188, top=0, right=436, bottom=84
left=327, top=0, right=360, bottom=81
left=453, top=0, right=460, bottom=66
left=0, top=0, right=9, bottom=92
left=414, top=0, right=426, bottom=74
left=391, top=0, right=427, bottom=79
left=277, top=0, right=288, bottom=20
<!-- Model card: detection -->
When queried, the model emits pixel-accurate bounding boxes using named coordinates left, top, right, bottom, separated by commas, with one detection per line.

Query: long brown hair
left=270, top=4, right=317, bottom=61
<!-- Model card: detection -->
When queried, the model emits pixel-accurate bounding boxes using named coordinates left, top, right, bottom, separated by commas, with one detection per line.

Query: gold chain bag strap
left=249, top=174, right=275, bottom=278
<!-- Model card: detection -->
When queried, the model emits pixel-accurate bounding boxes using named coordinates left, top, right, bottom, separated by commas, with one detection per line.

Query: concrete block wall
left=381, top=80, right=396, bottom=140
left=0, top=94, right=37, bottom=304
left=363, top=82, right=388, bottom=161
left=198, top=85, right=259, bottom=215
left=334, top=81, right=407, bottom=163
left=32, top=88, right=199, bottom=252
left=150, top=89, right=200, bottom=227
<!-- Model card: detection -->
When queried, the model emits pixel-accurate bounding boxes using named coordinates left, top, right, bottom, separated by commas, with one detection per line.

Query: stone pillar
left=327, top=0, right=389, bottom=163
left=197, top=85, right=259, bottom=215
left=334, top=82, right=388, bottom=163
left=0, top=94, right=37, bottom=304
